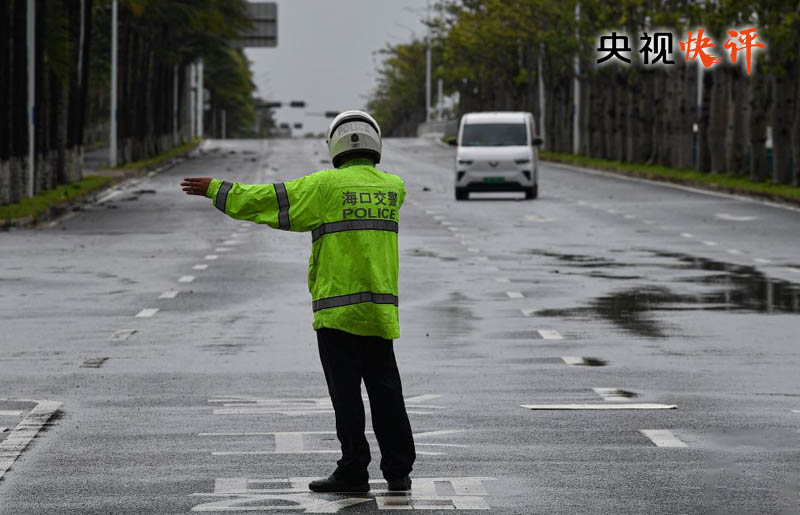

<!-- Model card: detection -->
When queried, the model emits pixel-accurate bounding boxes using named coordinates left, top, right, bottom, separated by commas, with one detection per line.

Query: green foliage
left=110, top=139, right=200, bottom=170
left=0, top=176, right=112, bottom=221
left=541, top=151, right=800, bottom=203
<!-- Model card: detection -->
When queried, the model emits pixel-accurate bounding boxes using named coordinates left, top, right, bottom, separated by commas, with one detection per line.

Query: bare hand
left=181, top=177, right=212, bottom=196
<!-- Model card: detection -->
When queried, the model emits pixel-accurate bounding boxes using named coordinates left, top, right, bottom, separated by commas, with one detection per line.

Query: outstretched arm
left=180, top=176, right=322, bottom=231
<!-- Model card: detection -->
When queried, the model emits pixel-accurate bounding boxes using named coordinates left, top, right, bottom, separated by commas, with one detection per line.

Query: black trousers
left=316, top=328, right=416, bottom=482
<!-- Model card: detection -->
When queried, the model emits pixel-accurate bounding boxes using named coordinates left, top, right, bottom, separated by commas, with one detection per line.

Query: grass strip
left=108, top=139, right=199, bottom=171
left=0, top=175, right=112, bottom=220
left=540, top=151, right=800, bottom=204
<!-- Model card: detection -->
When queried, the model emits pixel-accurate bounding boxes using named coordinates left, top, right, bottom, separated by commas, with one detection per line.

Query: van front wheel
left=525, top=184, right=538, bottom=199
left=455, top=187, right=469, bottom=201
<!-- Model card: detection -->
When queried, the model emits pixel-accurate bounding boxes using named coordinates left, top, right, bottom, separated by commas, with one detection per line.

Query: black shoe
left=387, top=476, right=412, bottom=491
left=308, top=474, right=370, bottom=493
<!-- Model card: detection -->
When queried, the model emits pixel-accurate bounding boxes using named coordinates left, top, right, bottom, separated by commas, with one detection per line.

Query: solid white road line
left=159, top=290, right=179, bottom=299
left=0, top=400, right=62, bottom=481
left=135, top=308, right=159, bottom=318
left=204, top=254, right=218, bottom=260
left=0, top=411, right=23, bottom=417
left=506, top=291, right=524, bottom=299
left=537, top=329, right=562, bottom=340
left=522, top=403, right=677, bottom=410
left=640, top=429, right=688, bottom=447
left=193, top=264, right=208, bottom=270
left=178, top=275, right=195, bottom=283
left=109, top=329, right=137, bottom=342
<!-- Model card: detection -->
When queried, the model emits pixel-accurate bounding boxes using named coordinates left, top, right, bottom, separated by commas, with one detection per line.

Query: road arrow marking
left=640, top=429, right=688, bottom=447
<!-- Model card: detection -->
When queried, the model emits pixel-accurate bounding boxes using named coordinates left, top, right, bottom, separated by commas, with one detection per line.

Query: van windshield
left=461, top=123, right=528, bottom=146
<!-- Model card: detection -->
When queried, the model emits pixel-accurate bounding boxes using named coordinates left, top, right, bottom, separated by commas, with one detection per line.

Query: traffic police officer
left=181, top=110, right=415, bottom=493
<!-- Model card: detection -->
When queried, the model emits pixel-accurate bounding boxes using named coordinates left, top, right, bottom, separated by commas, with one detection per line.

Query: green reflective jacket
left=205, top=158, right=405, bottom=340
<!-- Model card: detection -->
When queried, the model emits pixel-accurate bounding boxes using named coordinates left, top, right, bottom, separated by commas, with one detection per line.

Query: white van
left=452, top=112, right=542, bottom=200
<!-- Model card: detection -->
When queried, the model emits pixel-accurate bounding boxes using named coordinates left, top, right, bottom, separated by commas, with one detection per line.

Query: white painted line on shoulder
left=193, top=264, right=209, bottom=270
left=537, top=329, right=562, bottom=340
left=788, top=268, right=800, bottom=275
left=178, top=275, right=196, bottom=283
left=726, top=249, right=742, bottom=255
left=159, top=290, right=179, bottom=299
left=495, top=278, right=511, bottom=283
left=205, top=254, right=218, bottom=260
left=506, top=291, right=524, bottom=299
left=214, top=247, right=232, bottom=252
left=522, top=403, right=676, bottom=410
left=135, top=308, right=159, bottom=318
left=0, top=400, right=62, bottom=481
left=0, top=411, right=23, bottom=417
left=753, top=258, right=771, bottom=264
left=640, top=429, right=688, bottom=447
left=702, top=240, right=718, bottom=246
left=715, top=213, right=757, bottom=221
left=681, top=233, right=694, bottom=238
left=110, top=329, right=137, bottom=342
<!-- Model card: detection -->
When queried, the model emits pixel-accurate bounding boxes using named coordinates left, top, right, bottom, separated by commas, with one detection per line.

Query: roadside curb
left=541, top=157, right=800, bottom=209
left=1, top=144, right=198, bottom=231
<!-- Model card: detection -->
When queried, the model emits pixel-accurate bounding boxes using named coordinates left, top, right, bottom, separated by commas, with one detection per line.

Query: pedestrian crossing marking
left=640, top=429, right=688, bottom=447
left=522, top=403, right=676, bottom=410
left=0, top=400, right=62, bottom=481
left=209, top=394, right=444, bottom=416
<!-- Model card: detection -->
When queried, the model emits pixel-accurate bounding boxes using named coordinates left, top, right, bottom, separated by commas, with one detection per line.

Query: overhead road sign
left=289, top=101, right=306, bottom=108
left=232, top=2, right=277, bottom=48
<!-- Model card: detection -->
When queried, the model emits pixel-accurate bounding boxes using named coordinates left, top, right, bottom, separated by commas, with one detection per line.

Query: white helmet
left=327, top=110, right=382, bottom=168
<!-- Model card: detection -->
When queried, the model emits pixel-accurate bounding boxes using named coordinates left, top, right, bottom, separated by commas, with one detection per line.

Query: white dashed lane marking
left=537, top=329, right=562, bottom=340
left=726, top=249, right=742, bottom=255
left=0, top=400, right=62, bottom=481
left=0, top=428, right=6, bottom=433
left=467, top=248, right=480, bottom=253
left=178, top=275, right=196, bottom=283
left=214, top=247, right=232, bottom=252
left=753, top=258, right=771, bottom=264
left=702, top=240, right=718, bottom=246
left=495, top=278, right=511, bottom=283
left=592, top=388, right=634, bottom=402
left=640, top=429, right=688, bottom=447
left=522, top=403, right=677, bottom=410
left=506, top=291, right=524, bottom=299
left=109, top=329, right=137, bottom=342
left=221, top=240, right=240, bottom=246
left=135, top=308, right=159, bottom=318
left=193, top=264, right=209, bottom=270
left=485, top=266, right=499, bottom=272
left=205, top=255, right=218, bottom=260
left=681, top=233, right=694, bottom=238
left=159, top=290, right=179, bottom=299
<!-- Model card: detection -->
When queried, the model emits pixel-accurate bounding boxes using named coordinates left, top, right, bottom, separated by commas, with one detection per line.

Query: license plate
left=483, top=177, right=505, bottom=184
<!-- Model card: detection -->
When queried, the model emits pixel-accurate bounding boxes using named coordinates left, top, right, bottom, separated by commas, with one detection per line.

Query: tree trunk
left=0, top=0, right=10, bottom=204
left=708, top=68, right=729, bottom=174
left=696, top=70, right=713, bottom=173
left=10, top=0, right=28, bottom=202
left=728, top=67, right=749, bottom=175
left=772, top=66, right=795, bottom=184
left=676, top=61, right=696, bottom=169
left=792, top=42, right=800, bottom=186
left=749, top=58, right=770, bottom=181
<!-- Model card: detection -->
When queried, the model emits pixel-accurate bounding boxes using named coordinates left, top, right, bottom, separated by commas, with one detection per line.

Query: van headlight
left=514, top=158, right=531, bottom=164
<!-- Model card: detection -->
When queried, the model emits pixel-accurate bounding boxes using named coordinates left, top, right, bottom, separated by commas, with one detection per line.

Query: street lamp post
left=26, top=0, right=34, bottom=197
left=110, top=0, right=118, bottom=166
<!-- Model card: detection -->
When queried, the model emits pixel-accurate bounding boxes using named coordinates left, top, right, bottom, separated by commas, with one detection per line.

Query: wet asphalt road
left=1, top=137, right=798, bottom=514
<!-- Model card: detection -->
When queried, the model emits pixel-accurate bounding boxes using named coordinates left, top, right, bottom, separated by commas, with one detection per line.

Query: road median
left=1, top=140, right=200, bottom=230
left=540, top=151, right=800, bottom=207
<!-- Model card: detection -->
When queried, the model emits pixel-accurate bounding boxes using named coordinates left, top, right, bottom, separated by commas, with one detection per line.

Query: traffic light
left=324, top=111, right=340, bottom=118
left=279, top=122, right=290, bottom=129
left=264, top=101, right=282, bottom=108
left=293, top=123, right=303, bottom=129
left=289, top=101, right=306, bottom=108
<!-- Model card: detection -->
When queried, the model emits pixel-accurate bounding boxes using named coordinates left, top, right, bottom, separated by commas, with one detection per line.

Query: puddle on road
left=532, top=249, right=800, bottom=338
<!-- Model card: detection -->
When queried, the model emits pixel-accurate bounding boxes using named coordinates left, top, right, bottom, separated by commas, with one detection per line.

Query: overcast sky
left=244, top=0, right=430, bottom=136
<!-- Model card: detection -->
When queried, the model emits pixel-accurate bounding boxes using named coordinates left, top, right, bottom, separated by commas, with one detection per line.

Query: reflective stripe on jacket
left=205, top=158, right=405, bottom=340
